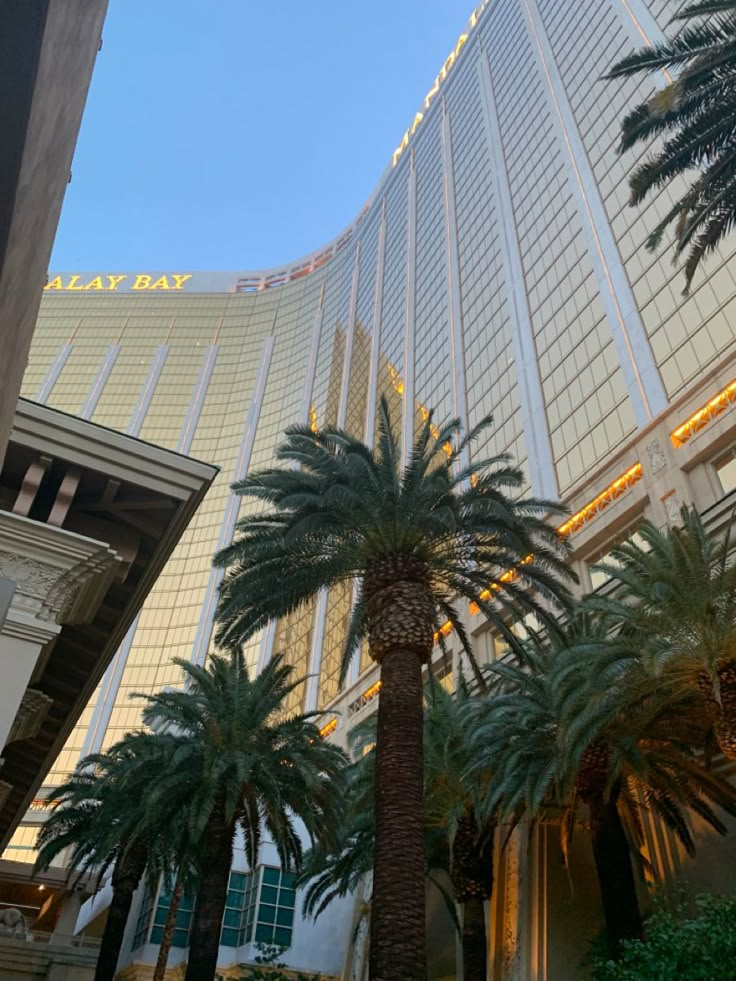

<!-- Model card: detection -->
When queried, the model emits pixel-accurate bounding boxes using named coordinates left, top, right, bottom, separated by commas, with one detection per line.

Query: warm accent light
left=433, top=619, right=454, bottom=643
left=319, top=718, right=337, bottom=738
left=670, top=379, right=736, bottom=448
left=361, top=681, right=382, bottom=702
left=468, top=555, right=534, bottom=615
left=556, top=463, right=643, bottom=538
left=309, top=405, right=319, bottom=433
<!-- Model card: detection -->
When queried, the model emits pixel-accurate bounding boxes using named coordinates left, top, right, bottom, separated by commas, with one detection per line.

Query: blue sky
left=51, top=0, right=469, bottom=271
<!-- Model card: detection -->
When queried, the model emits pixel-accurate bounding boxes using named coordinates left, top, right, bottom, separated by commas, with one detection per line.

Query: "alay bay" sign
left=44, top=274, right=193, bottom=292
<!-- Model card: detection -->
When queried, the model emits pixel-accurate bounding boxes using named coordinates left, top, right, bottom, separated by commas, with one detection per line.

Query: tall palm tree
left=467, top=616, right=736, bottom=955
left=606, top=0, right=736, bottom=292
left=136, top=649, right=346, bottom=981
left=214, top=399, right=573, bottom=981
left=34, top=732, right=175, bottom=981
left=588, top=506, right=736, bottom=760
left=300, top=683, right=494, bottom=981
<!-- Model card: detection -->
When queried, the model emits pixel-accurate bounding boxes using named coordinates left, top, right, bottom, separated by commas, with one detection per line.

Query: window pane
left=259, top=904, right=277, bottom=925
left=276, top=907, right=294, bottom=926
left=151, top=926, right=163, bottom=943
left=716, top=453, right=736, bottom=495
left=260, top=885, right=279, bottom=904
left=279, top=889, right=296, bottom=909
left=223, top=908, right=240, bottom=928
left=262, top=866, right=280, bottom=885
left=274, top=927, right=292, bottom=946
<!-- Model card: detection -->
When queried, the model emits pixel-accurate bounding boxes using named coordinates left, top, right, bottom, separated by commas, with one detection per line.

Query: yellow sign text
left=44, top=274, right=193, bottom=292
left=392, top=0, right=490, bottom=167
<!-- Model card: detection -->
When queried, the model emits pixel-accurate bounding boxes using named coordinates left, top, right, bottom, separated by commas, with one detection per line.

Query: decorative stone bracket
left=6, top=688, right=53, bottom=745
left=0, top=510, right=123, bottom=632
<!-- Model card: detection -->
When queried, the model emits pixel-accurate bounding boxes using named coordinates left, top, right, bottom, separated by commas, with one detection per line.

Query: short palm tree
left=150, top=834, right=200, bottom=981
left=606, top=0, right=736, bottom=292
left=136, top=649, right=346, bottom=981
left=424, top=679, right=494, bottom=981
left=588, top=506, right=736, bottom=760
left=214, top=399, right=573, bottom=981
left=35, top=732, right=175, bottom=981
left=467, top=615, right=736, bottom=955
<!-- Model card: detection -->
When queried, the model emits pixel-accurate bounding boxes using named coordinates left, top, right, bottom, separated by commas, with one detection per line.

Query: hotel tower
left=9, top=0, right=736, bottom=976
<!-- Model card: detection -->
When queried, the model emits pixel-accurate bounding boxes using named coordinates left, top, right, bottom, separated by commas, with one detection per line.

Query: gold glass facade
left=12, top=0, right=736, bottom=860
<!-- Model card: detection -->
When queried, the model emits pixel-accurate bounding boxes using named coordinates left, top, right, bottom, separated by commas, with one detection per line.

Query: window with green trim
left=132, top=884, right=156, bottom=950
left=251, top=866, right=296, bottom=948
left=222, top=871, right=252, bottom=946
left=151, top=890, right=194, bottom=948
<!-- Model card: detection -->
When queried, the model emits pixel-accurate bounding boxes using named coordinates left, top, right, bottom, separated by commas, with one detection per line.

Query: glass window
left=715, top=447, right=736, bottom=496
left=221, top=869, right=251, bottom=947
left=149, top=888, right=194, bottom=948
left=132, top=884, right=156, bottom=950
left=241, top=865, right=296, bottom=949
left=588, top=526, right=646, bottom=591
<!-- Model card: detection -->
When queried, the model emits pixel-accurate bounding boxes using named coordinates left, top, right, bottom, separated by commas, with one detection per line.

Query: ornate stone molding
left=0, top=511, right=122, bottom=629
left=662, top=490, right=684, bottom=527
left=645, top=438, right=667, bottom=475
left=6, top=689, right=53, bottom=745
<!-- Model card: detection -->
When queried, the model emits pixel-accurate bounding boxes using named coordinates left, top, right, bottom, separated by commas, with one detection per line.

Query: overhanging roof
left=0, top=399, right=218, bottom=847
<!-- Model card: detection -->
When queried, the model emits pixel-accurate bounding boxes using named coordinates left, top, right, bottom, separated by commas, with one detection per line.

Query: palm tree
left=151, top=833, right=200, bottom=981
left=300, top=681, right=495, bottom=981
left=34, top=732, right=175, bottom=981
left=424, top=679, right=494, bottom=981
left=588, top=506, right=736, bottom=760
left=136, top=649, right=346, bottom=981
left=606, top=0, right=736, bottom=292
left=214, top=399, right=573, bottom=981
left=467, top=615, right=736, bottom=955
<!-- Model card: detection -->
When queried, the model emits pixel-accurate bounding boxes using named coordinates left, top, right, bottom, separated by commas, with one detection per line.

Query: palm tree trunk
left=462, top=895, right=487, bottom=981
left=152, top=873, right=184, bottom=981
left=452, top=815, right=493, bottom=981
left=184, top=801, right=234, bottom=981
left=698, top=665, right=736, bottom=760
left=588, top=793, right=643, bottom=956
left=94, top=839, right=147, bottom=981
left=369, top=647, right=425, bottom=981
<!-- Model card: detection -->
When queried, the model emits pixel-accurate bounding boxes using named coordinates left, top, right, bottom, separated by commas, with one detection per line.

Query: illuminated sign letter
left=44, top=277, right=63, bottom=291
left=410, top=111, right=423, bottom=136
left=107, top=275, right=127, bottom=290
left=65, top=275, right=84, bottom=291
left=150, top=276, right=171, bottom=290
left=439, top=50, right=455, bottom=83
left=83, top=276, right=104, bottom=290
left=171, top=274, right=192, bottom=290
left=132, top=274, right=152, bottom=290
left=424, top=75, right=441, bottom=110
left=454, top=32, right=468, bottom=58
left=392, top=130, right=410, bottom=167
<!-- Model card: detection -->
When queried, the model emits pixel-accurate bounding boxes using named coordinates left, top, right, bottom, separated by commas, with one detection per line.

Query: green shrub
left=591, top=894, right=736, bottom=981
